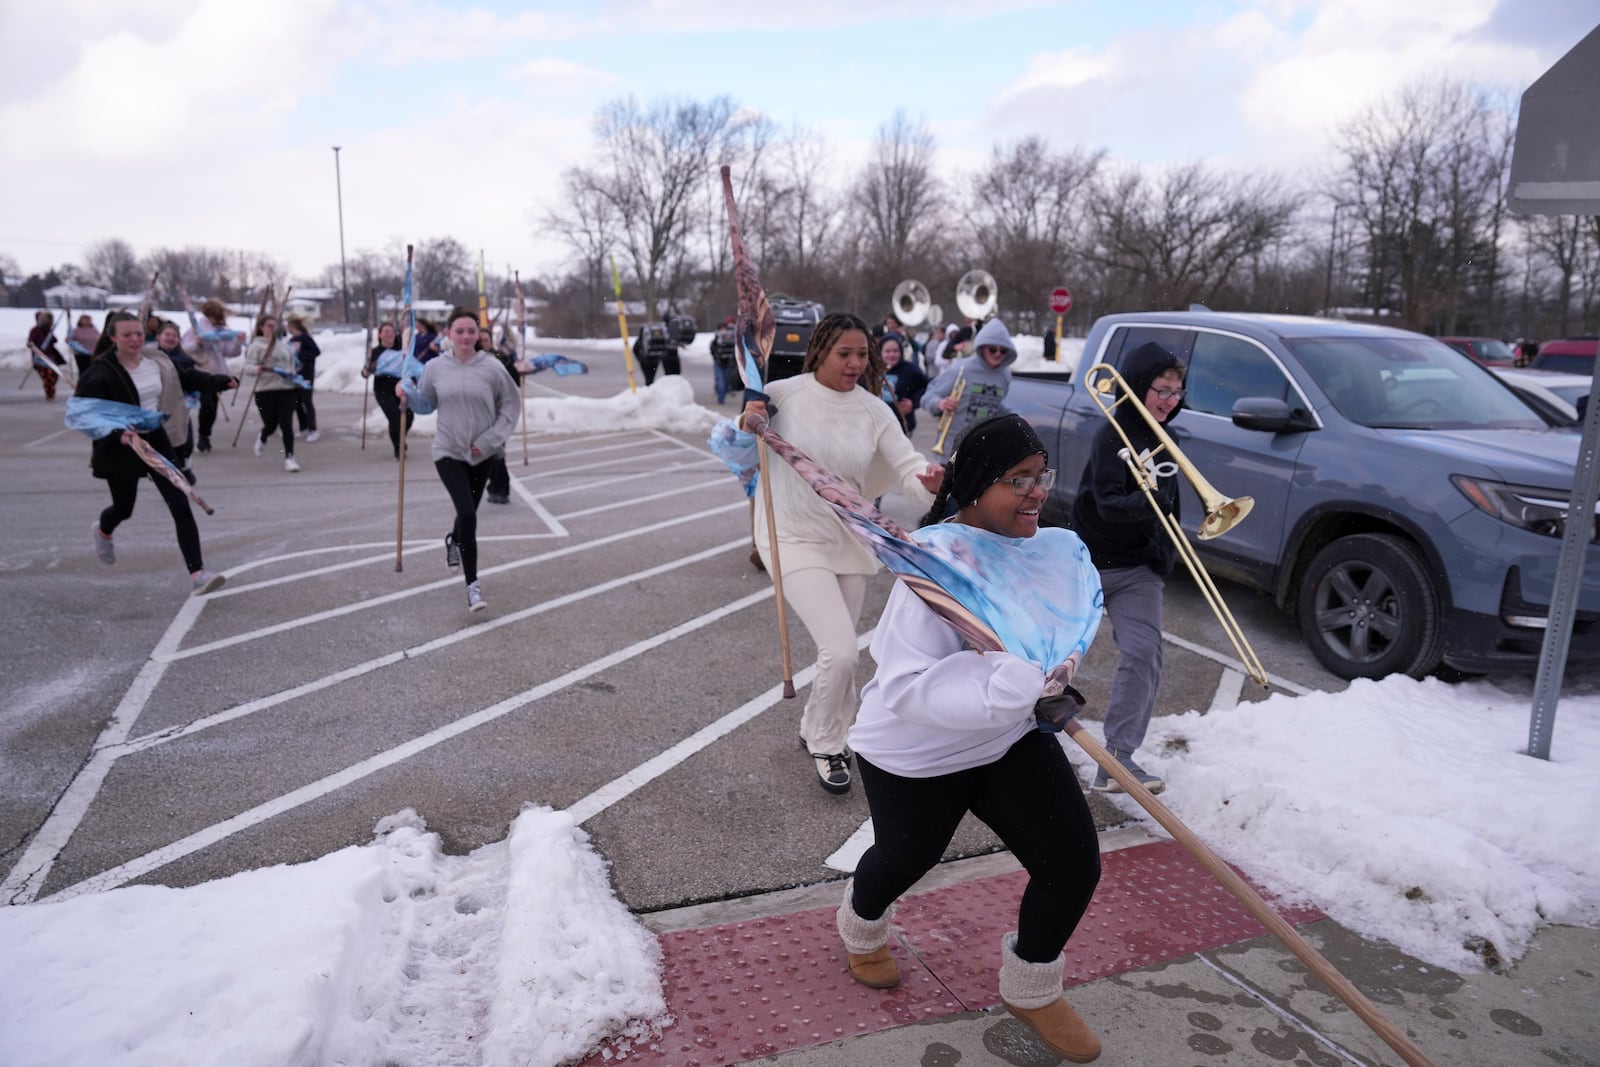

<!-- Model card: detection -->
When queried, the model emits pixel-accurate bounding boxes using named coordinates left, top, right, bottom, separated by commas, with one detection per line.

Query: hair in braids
left=800, top=311, right=886, bottom=398
left=921, top=449, right=963, bottom=527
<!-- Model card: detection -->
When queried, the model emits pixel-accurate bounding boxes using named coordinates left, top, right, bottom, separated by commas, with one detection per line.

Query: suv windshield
left=1288, top=336, right=1547, bottom=430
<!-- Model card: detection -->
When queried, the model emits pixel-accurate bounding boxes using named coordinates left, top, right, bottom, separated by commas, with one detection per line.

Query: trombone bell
left=1199, top=495, right=1254, bottom=540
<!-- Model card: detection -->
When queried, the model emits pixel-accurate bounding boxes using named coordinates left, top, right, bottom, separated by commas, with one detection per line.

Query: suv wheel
left=1295, top=533, right=1443, bottom=680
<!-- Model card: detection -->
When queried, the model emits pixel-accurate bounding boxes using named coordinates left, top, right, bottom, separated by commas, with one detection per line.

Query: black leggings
left=100, top=471, right=203, bottom=573
left=373, top=376, right=414, bottom=457
left=853, top=731, right=1100, bottom=963
left=198, top=391, right=218, bottom=440
left=294, top=382, right=317, bottom=433
left=435, top=457, right=492, bottom=583
left=254, top=390, right=297, bottom=455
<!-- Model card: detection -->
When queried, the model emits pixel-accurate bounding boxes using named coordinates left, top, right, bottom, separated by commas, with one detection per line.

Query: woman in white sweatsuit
left=740, top=311, right=944, bottom=795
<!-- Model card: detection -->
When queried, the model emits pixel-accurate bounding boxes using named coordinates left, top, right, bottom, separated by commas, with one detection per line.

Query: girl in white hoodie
left=834, top=413, right=1104, bottom=1064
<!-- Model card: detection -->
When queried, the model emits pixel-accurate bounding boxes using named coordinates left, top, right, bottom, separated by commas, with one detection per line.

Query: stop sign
left=1049, top=287, right=1072, bottom=314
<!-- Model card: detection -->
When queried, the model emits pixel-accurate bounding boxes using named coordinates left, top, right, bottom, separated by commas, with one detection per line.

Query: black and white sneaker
left=486, top=492, right=510, bottom=505
left=814, top=753, right=851, bottom=794
left=444, top=533, right=461, bottom=571
left=799, top=736, right=852, bottom=763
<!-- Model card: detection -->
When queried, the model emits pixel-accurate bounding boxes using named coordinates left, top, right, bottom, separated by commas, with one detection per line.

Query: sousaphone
left=891, top=279, right=931, bottom=327
left=956, top=269, right=998, bottom=321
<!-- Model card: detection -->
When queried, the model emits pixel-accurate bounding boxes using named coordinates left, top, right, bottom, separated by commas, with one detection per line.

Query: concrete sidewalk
left=587, top=829, right=1598, bottom=1067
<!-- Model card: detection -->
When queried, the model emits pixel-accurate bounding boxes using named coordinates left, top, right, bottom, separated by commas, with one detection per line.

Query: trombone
left=1084, top=362, right=1268, bottom=686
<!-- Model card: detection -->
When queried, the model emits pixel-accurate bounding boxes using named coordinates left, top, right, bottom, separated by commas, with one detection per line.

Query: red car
left=1438, top=336, right=1517, bottom=366
left=1530, top=337, right=1599, bottom=375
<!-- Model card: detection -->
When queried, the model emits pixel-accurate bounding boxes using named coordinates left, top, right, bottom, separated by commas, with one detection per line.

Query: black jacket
left=75, top=353, right=231, bottom=479
left=884, top=360, right=929, bottom=433
left=1070, top=342, right=1186, bottom=575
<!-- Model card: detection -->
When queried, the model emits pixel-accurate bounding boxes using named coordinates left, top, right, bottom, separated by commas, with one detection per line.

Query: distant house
left=44, top=282, right=111, bottom=309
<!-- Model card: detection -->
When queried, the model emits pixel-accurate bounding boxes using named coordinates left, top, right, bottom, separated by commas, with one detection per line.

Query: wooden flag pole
left=1063, top=721, right=1437, bottom=1067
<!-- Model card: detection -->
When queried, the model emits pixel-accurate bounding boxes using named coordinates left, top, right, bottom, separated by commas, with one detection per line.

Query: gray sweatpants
left=1099, top=564, right=1165, bottom=754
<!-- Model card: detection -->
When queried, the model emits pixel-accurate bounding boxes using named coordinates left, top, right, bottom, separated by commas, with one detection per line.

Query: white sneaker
left=253, top=436, right=266, bottom=457
left=466, top=581, right=486, bottom=613
left=305, top=430, right=320, bottom=442
left=284, top=456, right=301, bottom=472
left=92, top=521, right=115, bottom=565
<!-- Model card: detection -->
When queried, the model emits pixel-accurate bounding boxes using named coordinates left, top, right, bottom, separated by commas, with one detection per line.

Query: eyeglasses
left=1150, top=388, right=1184, bottom=401
left=997, top=469, right=1056, bottom=495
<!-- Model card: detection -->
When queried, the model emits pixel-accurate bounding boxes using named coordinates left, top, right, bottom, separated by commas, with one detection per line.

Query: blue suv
left=1006, top=311, right=1600, bottom=679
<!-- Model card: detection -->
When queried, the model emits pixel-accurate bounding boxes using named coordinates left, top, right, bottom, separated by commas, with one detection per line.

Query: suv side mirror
left=1232, top=396, right=1316, bottom=433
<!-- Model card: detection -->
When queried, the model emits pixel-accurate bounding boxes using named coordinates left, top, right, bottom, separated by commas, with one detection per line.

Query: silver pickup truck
left=1005, top=309, right=1600, bottom=680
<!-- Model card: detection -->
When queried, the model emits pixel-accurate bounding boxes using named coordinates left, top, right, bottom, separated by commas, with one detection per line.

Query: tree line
left=8, top=77, right=1597, bottom=344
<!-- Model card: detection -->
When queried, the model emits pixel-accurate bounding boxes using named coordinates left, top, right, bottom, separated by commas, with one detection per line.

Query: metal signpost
left=1508, top=24, right=1600, bottom=760
left=1049, top=286, right=1072, bottom=355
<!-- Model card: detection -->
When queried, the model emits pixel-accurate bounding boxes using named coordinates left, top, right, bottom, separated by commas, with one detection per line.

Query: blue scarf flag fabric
left=524, top=353, right=588, bottom=376
left=64, top=397, right=166, bottom=439
left=267, top=367, right=312, bottom=390
left=748, top=412, right=1102, bottom=729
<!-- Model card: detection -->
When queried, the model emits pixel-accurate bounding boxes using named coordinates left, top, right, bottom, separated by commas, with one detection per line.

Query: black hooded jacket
left=1070, top=342, right=1185, bottom=575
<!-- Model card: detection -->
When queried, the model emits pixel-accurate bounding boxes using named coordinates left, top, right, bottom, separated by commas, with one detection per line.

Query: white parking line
left=23, top=427, right=75, bottom=450
left=531, top=459, right=720, bottom=500
left=114, top=539, right=750, bottom=755
left=164, top=501, right=742, bottom=661
left=43, top=588, right=778, bottom=902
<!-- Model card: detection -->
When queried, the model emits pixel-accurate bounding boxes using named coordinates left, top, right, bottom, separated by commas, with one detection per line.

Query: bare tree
left=1083, top=162, right=1303, bottom=310
left=413, top=237, right=473, bottom=307
left=582, top=94, right=754, bottom=315
left=541, top=167, right=624, bottom=337
left=147, top=246, right=234, bottom=303
left=83, top=238, right=145, bottom=293
left=1332, top=80, right=1513, bottom=332
left=969, top=137, right=1103, bottom=330
left=851, top=110, right=944, bottom=284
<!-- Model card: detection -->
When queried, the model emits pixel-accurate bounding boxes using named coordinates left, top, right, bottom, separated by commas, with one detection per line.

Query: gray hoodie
left=922, top=317, right=1018, bottom=449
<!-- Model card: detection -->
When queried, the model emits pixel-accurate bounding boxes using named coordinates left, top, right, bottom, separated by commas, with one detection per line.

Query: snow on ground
left=0, top=808, right=668, bottom=1067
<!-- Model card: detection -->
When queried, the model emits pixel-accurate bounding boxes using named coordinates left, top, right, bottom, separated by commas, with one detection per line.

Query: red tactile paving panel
left=894, top=838, right=1324, bottom=1009
left=582, top=840, right=1324, bottom=1066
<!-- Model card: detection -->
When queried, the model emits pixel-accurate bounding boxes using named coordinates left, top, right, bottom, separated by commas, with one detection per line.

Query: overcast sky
left=1, top=0, right=1593, bottom=287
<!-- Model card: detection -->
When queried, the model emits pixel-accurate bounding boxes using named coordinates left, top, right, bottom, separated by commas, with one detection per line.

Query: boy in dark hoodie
left=923, top=317, right=1018, bottom=449
left=1070, top=341, right=1186, bottom=795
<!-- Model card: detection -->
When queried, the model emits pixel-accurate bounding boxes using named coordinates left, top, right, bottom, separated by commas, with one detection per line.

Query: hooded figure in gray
left=922, top=317, right=1018, bottom=450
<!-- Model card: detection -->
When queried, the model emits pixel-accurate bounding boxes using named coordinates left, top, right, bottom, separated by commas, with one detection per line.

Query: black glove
left=1033, top=684, right=1086, bottom=733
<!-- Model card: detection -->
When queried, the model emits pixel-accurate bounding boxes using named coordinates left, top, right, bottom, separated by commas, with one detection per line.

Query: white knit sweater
left=754, top=374, right=934, bottom=575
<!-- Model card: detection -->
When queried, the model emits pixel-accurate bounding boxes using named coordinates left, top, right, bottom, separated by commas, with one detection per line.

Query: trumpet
left=1084, top=362, right=1267, bottom=686
left=930, top=367, right=966, bottom=455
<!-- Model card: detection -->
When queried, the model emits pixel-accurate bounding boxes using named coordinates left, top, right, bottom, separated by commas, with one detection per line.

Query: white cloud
left=509, top=58, right=620, bottom=95
left=0, top=0, right=342, bottom=157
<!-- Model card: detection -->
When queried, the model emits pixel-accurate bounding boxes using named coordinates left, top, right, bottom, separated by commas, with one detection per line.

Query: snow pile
left=0, top=808, right=669, bottom=1067
left=1113, top=672, right=1600, bottom=972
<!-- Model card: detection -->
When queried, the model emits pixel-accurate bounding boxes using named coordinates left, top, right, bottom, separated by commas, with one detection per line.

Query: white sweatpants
left=783, top=567, right=868, bottom=756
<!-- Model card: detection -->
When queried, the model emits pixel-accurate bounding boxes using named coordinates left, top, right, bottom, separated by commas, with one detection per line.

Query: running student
left=77, top=311, right=235, bottom=595
left=400, top=308, right=521, bottom=613
left=836, top=413, right=1103, bottom=1063
left=243, top=313, right=302, bottom=472
left=181, top=299, right=245, bottom=453
left=739, top=312, right=944, bottom=795
left=365, top=321, right=413, bottom=459
left=286, top=315, right=321, bottom=442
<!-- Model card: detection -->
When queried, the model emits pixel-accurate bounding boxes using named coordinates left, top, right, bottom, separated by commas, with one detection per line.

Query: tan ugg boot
left=835, top=882, right=901, bottom=989
left=998, top=932, right=1101, bottom=1063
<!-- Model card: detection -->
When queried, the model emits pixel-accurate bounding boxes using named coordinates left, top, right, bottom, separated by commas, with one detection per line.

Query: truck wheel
left=1295, top=533, right=1443, bottom=680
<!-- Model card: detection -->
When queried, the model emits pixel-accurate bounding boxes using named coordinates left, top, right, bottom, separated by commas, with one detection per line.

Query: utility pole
left=333, top=146, right=350, bottom=322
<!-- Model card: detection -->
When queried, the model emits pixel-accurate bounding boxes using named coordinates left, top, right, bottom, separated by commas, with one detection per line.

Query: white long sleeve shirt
left=848, top=580, right=1047, bottom=777
left=754, top=373, right=934, bottom=575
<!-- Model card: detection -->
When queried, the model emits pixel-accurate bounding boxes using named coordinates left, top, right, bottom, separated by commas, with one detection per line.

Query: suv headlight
left=1452, top=476, right=1599, bottom=541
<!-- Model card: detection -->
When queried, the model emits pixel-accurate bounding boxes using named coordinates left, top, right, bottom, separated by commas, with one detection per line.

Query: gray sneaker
left=191, top=570, right=226, bottom=596
left=92, top=522, right=115, bottom=565
left=466, top=581, right=486, bottom=613
left=1092, top=748, right=1165, bottom=795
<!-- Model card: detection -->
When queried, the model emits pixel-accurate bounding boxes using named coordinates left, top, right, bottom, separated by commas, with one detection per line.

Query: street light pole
left=333, top=146, right=350, bottom=323
left=1323, top=201, right=1346, bottom=317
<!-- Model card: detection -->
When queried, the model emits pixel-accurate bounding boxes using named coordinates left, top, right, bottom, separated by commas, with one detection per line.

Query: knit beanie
left=947, top=414, right=1047, bottom=509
